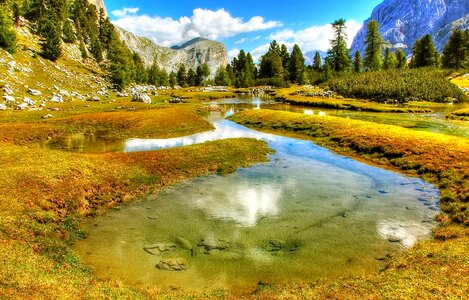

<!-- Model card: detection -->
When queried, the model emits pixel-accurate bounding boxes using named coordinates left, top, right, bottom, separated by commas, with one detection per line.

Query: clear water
left=74, top=107, right=439, bottom=292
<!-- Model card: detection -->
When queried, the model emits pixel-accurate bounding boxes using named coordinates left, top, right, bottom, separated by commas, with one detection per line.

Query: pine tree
left=158, top=69, right=169, bottom=86
left=395, top=49, right=407, bottom=68
left=187, top=68, right=196, bottom=86
left=225, top=64, right=236, bottom=85
left=353, top=50, right=362, bottom=73
left=232, top=50, right=256, bottom=87
left=195, top=63, right=210, bottom=86
left=147, top=58, right=160, bottom=85
left=0, top=4, right=17, bottom=53
left=62, top=19, right=76, bottom=43
left=289, top=44, right=305, bottom=84
left=107, top=29, right=135, bottom=89
left=411, top=34, right=438, bottom=68
left=327, top=19, right=351, bottom=72
left=41, top=18, right=61, bottom=61
left=364, top=20, right=383, bottom=71
left=383, top=48, right=397, bottom=69
left=259, top=49, right=284, bottom=79
left=177, top=64, right=187, bottom=87
left=280, top=44, right=290, bottom=81
left=169, top=71, right=177, bottom=87
left=133, top=53, right=147, bottom=83
left=313, top=51, right=322, bottom=71
left=442, top=29, right=469, bottom=69
left=214, top=65, right=231, bottom=86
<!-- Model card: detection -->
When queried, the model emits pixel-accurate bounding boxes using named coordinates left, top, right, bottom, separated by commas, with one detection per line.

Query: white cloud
left=112, top=8, right=281, bottom=47
left=269, top=20, right=362, bottom=53
left=235, top=38, right=246, bottom=45
left=111, top=7, right=139, bottom=18
left=250, top=43, right=271, bottom=62
left=245, top=20, right=362, bottom=63
left=227, top=48, right=240, bottom=61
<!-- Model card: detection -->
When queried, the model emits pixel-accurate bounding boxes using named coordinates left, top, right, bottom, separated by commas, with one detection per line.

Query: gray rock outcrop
left=116, top=28, right=228, bottom=78
left=351, top=0, right=469, bottom=56
left=132, top=93, right=151, bottom=104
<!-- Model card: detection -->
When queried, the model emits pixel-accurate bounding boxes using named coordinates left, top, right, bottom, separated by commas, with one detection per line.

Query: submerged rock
left=143, top=243, right=176, bottom=255
left=197, top=238, right=231, bottom=252
left=176, top=237, right=194, bottom=256
left=156, top=258, right=188, bottom=271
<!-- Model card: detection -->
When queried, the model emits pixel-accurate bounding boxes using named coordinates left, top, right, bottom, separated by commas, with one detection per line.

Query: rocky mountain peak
left=350, top=0, right=469, bottom=55
left=116, top=28, right=228, bottom=78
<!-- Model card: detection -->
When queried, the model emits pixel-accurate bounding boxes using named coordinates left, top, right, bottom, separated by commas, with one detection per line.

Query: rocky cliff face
left=88, top=0, right=107, bottom=16
left=116, top=28, right=228, bottom=78
left=350, top=0, right=469, bottom=55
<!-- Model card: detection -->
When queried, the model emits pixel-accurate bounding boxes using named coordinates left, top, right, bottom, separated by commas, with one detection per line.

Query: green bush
left=325, top=68, right=467, bottom=103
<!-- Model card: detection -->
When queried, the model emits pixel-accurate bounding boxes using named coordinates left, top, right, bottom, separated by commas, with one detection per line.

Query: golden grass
left=274, top=87, right=433, bottom=113
left=447, top=108, right=469, bottom=120
left=0, top=106, right=212, bottom=144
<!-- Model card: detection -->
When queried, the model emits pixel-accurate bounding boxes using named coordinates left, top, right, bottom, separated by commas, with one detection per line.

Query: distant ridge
left=351, top=0, right=469, bottom=55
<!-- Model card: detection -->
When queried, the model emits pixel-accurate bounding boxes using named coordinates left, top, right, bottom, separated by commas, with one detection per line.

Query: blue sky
left=105, top=0, right=383, bottom=61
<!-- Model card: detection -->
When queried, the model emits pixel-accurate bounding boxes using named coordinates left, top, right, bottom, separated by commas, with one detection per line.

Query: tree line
left=1, top=1, right=469, bottom=89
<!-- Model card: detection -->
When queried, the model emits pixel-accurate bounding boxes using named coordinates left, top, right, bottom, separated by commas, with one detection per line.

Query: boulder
left=28, top=88, right=42, bottom=96
left=15, top=103, right=29, bottom=110
left=87, top=96, right=100, bottom=102
left=116, top=92, right=128, bottom=97
left=3, top=95, right=15, bottom=103
left=23, top=97, right=35, bottom=106
left=0, top=103, right=7, bottom=111
left=132, top=93, right=151, bottom=104
left=50, top=94, right=63, bottom=103
left=42, top=114, right=53, bottom=119
left=156, top=258, right=188, bottom=271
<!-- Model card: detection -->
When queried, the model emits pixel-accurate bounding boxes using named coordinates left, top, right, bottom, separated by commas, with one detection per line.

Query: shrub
left=325, top=68, right=467, bottom=103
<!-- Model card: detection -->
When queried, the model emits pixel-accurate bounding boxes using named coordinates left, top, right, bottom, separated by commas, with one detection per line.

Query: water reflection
left=377, top=220, right=433, bottom=248
left=124, top=114, right=266, bottom=152
left=191, top=181, right=282, bottom=227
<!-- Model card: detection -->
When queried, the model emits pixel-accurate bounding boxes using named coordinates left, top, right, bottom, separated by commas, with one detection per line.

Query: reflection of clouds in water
left=377, top=220, right=433, bottom=248
left=124, top=121, right=273, bottom=152
left=192, top=182, right=282, bottom=227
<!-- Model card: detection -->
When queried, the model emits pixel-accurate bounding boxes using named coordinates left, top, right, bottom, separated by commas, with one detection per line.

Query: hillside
left=351, top=0, right=469, bottom=55
left=116, top=27, right=228, bottom=77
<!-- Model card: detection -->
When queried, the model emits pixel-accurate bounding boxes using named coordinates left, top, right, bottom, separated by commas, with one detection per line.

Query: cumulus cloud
left=112, top=8, right=281, bottom=47
left=111, top=7, right=139, bottom=18
left=270, top=20, right=362, bottom=52
left=248, top=20, right=362, bottom=62
left=227, top=48, right=241, bottom=61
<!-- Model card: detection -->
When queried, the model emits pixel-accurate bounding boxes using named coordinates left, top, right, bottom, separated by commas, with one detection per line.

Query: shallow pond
left=74, top=107, right=439, bottom=292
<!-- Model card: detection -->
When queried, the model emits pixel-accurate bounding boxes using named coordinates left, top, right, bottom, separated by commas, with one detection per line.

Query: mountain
left=350, top=0, right=469, bottom=55
left=116, top=28, right=228, bottom=77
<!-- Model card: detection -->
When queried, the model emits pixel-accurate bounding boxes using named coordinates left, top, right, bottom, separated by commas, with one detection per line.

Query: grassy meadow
left=273, top=87, right=434, bottom=113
